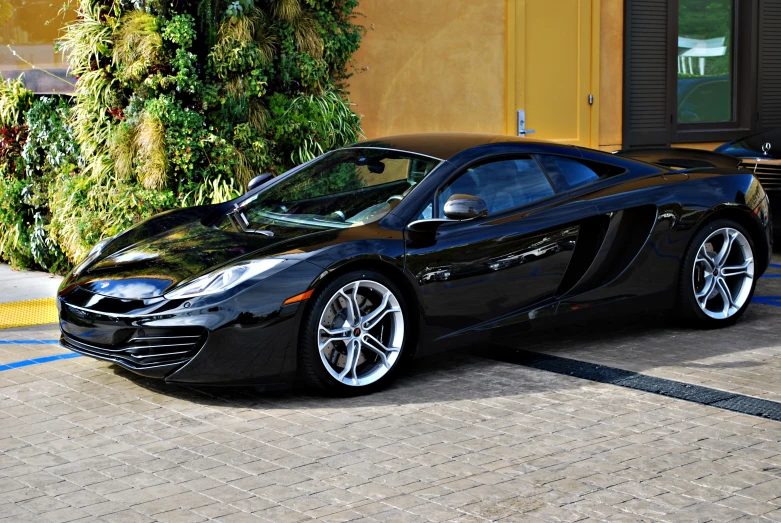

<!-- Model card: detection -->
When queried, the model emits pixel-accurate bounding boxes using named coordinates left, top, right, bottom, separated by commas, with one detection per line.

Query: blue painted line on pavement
left=769, top=263, right=781, bottom=269
left=752, top=295, right=781, bottom=307
left=0, top=352, right=81, bottom=372
left=0, top=339, right=59, bottom=345
left=761, top=274, right=781, bottom=278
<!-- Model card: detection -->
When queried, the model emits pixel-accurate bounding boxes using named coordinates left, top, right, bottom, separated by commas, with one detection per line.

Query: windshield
left=238, top=148, right=441, bottom=230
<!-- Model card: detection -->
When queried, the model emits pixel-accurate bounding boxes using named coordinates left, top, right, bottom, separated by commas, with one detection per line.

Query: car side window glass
left=536, top=155, right=626, bottom=191
left=437, top=157, right=555, bottom=217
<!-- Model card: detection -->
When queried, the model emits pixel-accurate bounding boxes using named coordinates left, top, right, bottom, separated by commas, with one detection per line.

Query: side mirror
left=247, top=173, right=274, bottom=192
left=443, top=194, right=488, bottom=221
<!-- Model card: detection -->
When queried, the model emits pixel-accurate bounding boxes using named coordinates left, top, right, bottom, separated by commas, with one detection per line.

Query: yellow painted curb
left=0, top=298, right=59, bottom=329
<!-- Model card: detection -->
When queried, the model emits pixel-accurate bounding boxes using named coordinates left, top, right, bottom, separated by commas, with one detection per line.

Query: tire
left=675, top=219, right=757, bottom=327
left=298, top=270, right=411, bottom=394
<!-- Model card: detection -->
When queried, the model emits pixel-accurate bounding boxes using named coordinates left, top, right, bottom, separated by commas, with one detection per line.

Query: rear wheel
left=298, top=270, right=410, bottom=394
left=676, top=219, right=756, bottom=326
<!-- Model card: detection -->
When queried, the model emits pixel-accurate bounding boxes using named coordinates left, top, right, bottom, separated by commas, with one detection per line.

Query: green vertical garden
left=0, top=0, right=363, bottom=272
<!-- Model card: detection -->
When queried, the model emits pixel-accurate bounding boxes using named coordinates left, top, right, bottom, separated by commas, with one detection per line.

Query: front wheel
left=676, top=219, right=757, bottom=327
left=298, top=270, right=410, bottom=394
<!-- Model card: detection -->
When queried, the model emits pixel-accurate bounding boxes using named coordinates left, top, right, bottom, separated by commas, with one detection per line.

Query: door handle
left=517, top=110, right=536, bottom=137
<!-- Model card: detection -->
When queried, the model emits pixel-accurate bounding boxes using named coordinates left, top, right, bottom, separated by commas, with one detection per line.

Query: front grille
left=61, top=328, right=207, bottom=368
left=740, top=159, right=781, bottom=191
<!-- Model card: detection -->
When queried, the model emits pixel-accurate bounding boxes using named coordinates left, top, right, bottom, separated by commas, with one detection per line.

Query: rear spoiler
left=613, top=147, right=742, bottom=170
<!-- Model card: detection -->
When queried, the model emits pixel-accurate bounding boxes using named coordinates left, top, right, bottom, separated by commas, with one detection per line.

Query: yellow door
left=508, top=0, right=596, bottom=146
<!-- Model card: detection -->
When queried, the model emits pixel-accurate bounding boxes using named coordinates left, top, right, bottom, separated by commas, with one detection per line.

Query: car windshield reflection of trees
left=241, top=149, right=440, bottom=230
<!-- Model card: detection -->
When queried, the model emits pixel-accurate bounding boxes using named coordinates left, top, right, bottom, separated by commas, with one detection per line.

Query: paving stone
left=152, top=508, right=207, bottom=523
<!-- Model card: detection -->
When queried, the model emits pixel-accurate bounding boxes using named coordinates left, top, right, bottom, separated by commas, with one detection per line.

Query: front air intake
left=61, top=327, right=207, bottom=368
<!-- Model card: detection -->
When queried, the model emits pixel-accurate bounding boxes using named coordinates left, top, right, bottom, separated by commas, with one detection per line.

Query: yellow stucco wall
left=349, top=0, right=621, bottom=146
left=348, top=0, right=507, bottom=139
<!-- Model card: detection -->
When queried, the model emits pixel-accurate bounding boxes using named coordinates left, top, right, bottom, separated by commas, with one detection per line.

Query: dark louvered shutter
left=758, top=0, right=781, bottom=129
left=623, top=0, right=673, bottom=147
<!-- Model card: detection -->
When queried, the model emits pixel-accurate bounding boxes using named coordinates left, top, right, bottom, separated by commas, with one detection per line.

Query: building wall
left=348, top=0, right=508, bottom=139
left=0, top=0, right=75, bottom=93
left=599, top=0, right=623, bottom=151
left=350, top=0, right=625, bottom=148
left=350, top=0, right=719, bottom=153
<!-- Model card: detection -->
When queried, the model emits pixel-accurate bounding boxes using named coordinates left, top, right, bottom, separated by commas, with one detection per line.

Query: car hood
left=716, top=127, right=781, bottom=159
left=69, top=219, right=328, bottom=299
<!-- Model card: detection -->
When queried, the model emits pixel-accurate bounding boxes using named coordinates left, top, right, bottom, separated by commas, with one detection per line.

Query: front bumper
left=58, top=283, right=308, bottom=385
left=59, top=317, right=207, bottom=379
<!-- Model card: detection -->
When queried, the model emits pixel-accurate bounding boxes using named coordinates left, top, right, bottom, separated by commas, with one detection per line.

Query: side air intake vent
left=566, top=205, right=658, bottom=295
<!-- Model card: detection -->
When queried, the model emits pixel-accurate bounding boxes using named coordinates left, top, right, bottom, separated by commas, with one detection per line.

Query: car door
left=405, top=155, right=597, bottom=345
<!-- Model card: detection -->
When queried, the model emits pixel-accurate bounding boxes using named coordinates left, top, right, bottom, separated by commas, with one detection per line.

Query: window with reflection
left=437, top=158, right=554, bottom=217
left=535, top=155, right=625, bottom=191
left=239, top=148, right=440, bottom=230
left=677, top=0, right=733, bottom=123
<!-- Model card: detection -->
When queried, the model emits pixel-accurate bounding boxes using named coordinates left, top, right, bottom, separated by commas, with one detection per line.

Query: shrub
left=0, top=92, right=76, bottom=271
left=20, top=97, right=77, bottom=272
left=0, top=79, right=33, bottom=269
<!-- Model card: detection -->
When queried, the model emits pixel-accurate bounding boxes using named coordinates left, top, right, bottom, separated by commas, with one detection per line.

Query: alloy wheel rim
left=692, top=227, right=754, bottom=320
left=318, top=280, right=404, bottom=386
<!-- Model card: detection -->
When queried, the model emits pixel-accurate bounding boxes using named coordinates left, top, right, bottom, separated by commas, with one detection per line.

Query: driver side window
left=437, top=157, right=555, bottom=217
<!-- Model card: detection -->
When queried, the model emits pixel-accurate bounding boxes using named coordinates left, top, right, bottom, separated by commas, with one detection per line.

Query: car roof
left=346, top=133, right=554, bottom=161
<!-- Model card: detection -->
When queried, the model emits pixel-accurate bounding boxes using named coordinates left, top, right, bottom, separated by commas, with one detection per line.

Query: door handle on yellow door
left=517, top=110, right=536, bottom=137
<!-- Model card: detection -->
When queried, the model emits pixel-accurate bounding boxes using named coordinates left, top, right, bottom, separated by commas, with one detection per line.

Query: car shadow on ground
left=501, top=303, right=780, bottom=370
left=109, top=344, right=568, bottom=410
left=107, top=301, right=781, bottom=409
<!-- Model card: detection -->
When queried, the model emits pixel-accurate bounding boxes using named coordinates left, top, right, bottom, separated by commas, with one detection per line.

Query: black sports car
left=58, top=134, right=772, bottom=393
left=716, top=128, right=781, bottom=236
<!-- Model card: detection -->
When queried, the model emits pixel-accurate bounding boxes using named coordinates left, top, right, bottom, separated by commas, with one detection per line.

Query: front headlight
left=73, top=236, right=114, bottom=275
left=164, top=259, right=285, bottom=299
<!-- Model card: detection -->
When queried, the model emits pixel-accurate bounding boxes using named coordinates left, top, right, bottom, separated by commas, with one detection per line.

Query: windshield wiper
left=229, top=204, right=274, bottom=236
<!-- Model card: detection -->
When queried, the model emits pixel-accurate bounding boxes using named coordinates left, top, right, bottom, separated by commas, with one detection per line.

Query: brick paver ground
left=2, top=259, right=781, bottom=522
